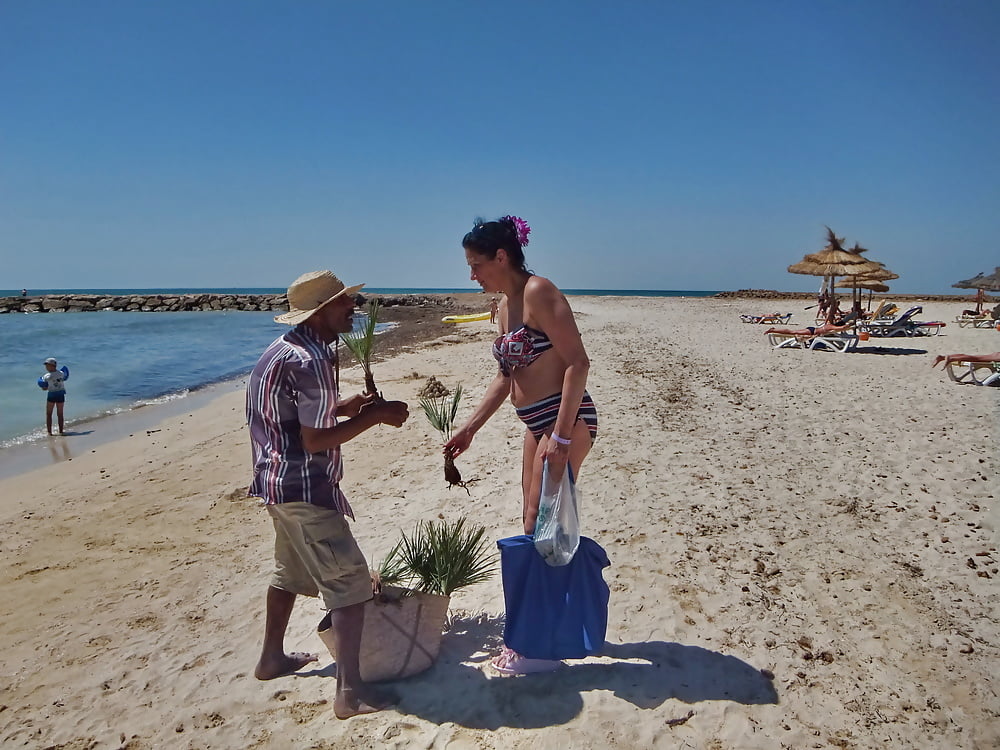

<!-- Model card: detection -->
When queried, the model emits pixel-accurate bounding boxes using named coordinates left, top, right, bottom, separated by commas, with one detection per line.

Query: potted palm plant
left=317, top=517, right=496, bottom=682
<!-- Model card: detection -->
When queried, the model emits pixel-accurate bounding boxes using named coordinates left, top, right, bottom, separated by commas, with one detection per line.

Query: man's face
left=311, top=294, right=356, bottom=341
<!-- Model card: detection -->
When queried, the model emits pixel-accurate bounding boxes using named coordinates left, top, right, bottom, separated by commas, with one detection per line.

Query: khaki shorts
left=267, top=502, right=373, bottom=611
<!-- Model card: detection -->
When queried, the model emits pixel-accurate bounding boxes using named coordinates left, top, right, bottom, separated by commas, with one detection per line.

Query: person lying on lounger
left=932, top=352, right=1000, bottom=368
left=764, top=321, right=855, bottom=337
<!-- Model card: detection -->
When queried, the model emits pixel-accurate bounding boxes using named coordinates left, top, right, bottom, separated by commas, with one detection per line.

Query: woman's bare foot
left=334, top=685, right=398, bottom=719
left=254, top=651, right=318, bottom=680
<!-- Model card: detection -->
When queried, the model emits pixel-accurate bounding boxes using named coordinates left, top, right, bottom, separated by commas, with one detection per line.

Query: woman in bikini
left=444, top=215, right=596, bottom=675
left=764, top=320, right=854, bottom=337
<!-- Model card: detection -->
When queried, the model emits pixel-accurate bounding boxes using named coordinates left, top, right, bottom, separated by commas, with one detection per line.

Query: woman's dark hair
left=462, top=216, right=530, bottom=273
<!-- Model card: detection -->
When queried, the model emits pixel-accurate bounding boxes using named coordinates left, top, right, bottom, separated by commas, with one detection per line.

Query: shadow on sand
left=853, top=346, right=927, bottom=356
left=375, top=614, right=779, bottom=729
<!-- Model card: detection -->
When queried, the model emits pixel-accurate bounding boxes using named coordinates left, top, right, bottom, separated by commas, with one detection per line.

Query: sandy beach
left=1, top=296, right=997, bottom=749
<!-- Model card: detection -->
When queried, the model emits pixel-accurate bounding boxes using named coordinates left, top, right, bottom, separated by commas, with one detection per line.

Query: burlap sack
left=317, top=585, right=450, bottom=682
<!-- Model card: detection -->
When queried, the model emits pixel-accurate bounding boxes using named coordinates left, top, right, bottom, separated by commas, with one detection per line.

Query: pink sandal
left=490, top=646, right=562, bottom=675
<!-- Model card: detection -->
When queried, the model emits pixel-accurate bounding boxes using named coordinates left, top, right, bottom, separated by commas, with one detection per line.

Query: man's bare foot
left=334, top=685, right=398, bottom=719
left=932, top=355, right=947, bottom=368
left=254, top=651, right=318, bottom=680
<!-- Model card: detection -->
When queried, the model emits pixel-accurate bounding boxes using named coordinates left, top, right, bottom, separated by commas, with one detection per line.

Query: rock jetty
left=0, top=293, right=286, bottom=314
left=0, top=292, right=453, bottom=314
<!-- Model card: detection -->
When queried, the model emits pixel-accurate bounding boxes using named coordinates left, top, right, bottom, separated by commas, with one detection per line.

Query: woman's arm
left=525, top=277, right=590, bottom=458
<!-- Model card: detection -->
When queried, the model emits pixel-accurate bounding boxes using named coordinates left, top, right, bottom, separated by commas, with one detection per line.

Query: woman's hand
left=541, top=437, right=570, bottom=480
left=444, top=426, right=474, bottom=459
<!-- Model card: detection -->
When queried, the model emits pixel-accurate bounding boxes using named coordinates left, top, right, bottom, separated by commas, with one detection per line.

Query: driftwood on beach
left=0, top=292, right=452, bottom=314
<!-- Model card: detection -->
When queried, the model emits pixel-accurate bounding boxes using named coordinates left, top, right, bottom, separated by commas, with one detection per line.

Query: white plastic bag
left=533, top=460, right=580, bottom=566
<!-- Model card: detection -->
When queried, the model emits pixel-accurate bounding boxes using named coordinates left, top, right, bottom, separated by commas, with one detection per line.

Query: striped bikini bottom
left=515, top=391, right=598, bottom=443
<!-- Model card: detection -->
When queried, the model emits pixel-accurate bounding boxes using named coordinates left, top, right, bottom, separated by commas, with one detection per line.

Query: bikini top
left=493, top=324, right=553, bottom=376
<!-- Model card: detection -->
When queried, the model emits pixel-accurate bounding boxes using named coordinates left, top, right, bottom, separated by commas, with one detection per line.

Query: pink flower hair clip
left=502, top=215, right=531, bottom=247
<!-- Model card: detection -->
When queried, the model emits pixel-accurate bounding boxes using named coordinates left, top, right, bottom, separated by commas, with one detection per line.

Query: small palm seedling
left=420, top=383, right=469, bottom=493
left=342, top=299, right=382, bottom=396
left=377, top=517, right=497, bottom=599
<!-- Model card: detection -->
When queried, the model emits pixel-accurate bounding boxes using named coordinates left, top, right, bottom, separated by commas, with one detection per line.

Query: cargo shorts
left=267, top=502, right=373, bottom=611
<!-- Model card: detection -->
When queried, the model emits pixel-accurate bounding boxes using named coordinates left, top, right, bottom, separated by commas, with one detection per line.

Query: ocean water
left=0, top=309, right=389, bottom=450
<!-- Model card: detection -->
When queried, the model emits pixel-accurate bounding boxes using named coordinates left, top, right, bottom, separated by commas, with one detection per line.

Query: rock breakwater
left=0, top=292, right=451, bottom=315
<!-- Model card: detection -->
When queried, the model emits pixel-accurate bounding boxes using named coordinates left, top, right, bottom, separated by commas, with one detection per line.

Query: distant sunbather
left=765, top=321, right=854, bottom=337
left=932, top=352, right=1000, bottom=368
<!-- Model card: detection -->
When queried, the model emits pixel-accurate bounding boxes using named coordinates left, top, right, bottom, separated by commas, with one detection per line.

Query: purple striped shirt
left=246, top=324, right=353, bottom=517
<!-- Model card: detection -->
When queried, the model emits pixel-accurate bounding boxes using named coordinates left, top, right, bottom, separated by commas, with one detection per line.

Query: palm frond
left=419, top=384, right=463, bottom=441
left=342, top=299, right=381, bottom=373
left=376, top=517, right=496, bottom=597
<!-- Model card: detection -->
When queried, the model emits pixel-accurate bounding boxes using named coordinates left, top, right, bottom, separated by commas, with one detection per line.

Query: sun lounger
left=945, top=360, right=1000, bottom=386
left=808, top=333, right=859, bottom=353
left=865, top=301, right=898, bottom=322
left=742, top=313, right=792, bottom=324
left=954, top=314, right=996, bottom=329
left=766, top=332, right=809, bottom=349
left=858, top=306, right=946, bottom=337
left=766, top=332, right=858, bottom=352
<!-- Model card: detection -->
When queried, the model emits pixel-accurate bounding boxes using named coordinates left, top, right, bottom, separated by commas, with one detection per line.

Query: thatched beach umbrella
left=953, top=268, right=1000, bottom=313
left=835, top=277, right=890, bottom=308
left=953, top=267, right=1000, bottom=292
left=841, top=260, right=899, bottom=311
left=788, top=228, right=882, bottom=321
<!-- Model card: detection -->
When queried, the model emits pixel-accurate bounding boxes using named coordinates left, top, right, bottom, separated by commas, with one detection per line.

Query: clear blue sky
left=2, top=1, right=998, bottom=294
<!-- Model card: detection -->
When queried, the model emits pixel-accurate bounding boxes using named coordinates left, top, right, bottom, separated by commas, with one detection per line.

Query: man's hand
left=362, top=399, right=409, bottom=428
left=339, top=392, right=376, bottom=418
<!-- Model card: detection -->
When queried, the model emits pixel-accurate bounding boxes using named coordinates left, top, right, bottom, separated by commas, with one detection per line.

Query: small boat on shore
left=442, top=311, right=492, bottom=324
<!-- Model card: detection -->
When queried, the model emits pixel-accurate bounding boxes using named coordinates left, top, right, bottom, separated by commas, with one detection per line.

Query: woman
left=764, top=320, right=854, bottom=337
left=444, top=215, right=597, bottom=674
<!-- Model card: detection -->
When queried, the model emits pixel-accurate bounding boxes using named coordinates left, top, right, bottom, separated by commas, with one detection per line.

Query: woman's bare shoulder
left=523, top=274, right=561, bottom=301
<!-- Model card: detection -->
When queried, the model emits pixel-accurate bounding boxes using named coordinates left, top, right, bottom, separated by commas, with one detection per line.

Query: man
left=38, top=357, right=69, bottom=435
left=247, top=269, right=408, bottom=719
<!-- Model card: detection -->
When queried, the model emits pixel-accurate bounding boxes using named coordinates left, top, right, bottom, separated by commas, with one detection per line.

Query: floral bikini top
left=493, top=324, right=553, bottom=376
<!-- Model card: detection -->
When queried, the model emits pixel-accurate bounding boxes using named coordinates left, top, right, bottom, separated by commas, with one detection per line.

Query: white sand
left=1, top=297, right=997, bottom=749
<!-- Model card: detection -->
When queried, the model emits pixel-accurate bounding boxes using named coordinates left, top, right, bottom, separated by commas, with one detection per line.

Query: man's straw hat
left=274, top=270, right=365, bottom=325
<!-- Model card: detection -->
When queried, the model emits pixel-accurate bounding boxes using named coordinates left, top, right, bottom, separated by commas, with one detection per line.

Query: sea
left=0, top=287, right=719, bottom=477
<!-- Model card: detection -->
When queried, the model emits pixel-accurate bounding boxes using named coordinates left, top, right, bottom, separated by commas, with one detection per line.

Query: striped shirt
left=246, top=324, right=353, bottom=517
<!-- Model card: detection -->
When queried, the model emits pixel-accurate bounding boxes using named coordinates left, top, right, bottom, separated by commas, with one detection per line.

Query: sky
left=2, top=1, right=998, bottom=294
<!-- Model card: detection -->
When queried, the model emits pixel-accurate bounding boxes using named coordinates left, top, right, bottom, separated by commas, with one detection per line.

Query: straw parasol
left=953, top=267, right=1000, bottom=292
left=835, top=278, right=890, bottom=293
left=953, top=268, right=1000, bottom=313
left=835, top=277, right=890, bottom=308
left=788, top=228, right=882, bottom=322
left=841, top=257, right=899, bottom=311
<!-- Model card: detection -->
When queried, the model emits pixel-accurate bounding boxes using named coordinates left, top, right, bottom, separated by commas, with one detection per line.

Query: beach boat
left=442, top=311, right=492, bottom=323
